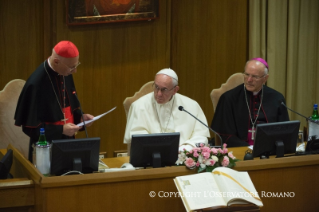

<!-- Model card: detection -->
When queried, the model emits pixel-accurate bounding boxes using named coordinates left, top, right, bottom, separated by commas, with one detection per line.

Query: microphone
left=281, top=102, right=319, bottom=125
left=178, top=106, right=223, bottom=147
left=73, top=90, right=88, bottom=138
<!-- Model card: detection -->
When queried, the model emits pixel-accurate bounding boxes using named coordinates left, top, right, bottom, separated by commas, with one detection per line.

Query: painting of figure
left=67, top=0, right=159, bottom=25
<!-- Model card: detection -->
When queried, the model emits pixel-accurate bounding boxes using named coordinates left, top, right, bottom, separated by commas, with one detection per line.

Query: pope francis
left=124, top=68, right=210, bottom=152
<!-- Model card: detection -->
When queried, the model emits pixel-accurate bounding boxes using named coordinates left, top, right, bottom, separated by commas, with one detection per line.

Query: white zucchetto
left=156, top=68, right=178, bottom=82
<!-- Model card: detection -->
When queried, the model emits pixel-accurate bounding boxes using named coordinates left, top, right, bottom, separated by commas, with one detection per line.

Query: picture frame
left=66, top=0, right=159, bottom=26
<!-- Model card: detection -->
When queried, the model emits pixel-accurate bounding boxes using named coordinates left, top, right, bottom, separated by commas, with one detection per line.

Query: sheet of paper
left=77, top=107, right=116, bottom=127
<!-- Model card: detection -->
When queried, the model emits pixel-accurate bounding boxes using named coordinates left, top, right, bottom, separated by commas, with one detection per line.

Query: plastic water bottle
left=35, top=128, right=51, bottom=176
left=312, top=104, right=319, bottom=120
left=308, top=104, right=319, bottom=141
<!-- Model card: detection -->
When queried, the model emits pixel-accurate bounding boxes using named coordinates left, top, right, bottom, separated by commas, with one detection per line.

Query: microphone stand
left=73, top=91, right=88, bottom=138
left=281, top=102, right=319, bottom=125
left=178, top=106, right=223, bottom=148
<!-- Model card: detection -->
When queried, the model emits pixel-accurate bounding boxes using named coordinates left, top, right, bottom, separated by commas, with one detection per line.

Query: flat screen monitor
left=51, top=137, right=100, bottom=176
left=253, top=120, right=300, bottom=158
left=0, top=149, right=13, bottom=179
left=130, top=132, right=180, bottom=168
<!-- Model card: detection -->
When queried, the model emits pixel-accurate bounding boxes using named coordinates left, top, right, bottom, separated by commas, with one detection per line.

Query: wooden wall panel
left=0, top=0, right=44, bottom=87
left=53, top=0, right=171, bottom=156
left=0, top=0, right=248, bottom=157
left=171, top=0, right=248, bottom=136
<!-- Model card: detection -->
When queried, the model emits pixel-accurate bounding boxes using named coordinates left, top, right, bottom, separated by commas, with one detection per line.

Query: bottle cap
left=314, top=104, right=318, bottom=109
left=40, top=128, right=45, bottom=134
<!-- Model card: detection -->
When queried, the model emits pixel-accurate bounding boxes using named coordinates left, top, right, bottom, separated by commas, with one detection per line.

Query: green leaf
left=206, top=166, right=215, bottom=172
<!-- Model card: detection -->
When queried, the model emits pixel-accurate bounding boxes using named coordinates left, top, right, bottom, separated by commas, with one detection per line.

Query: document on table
left=77, top=107, right=116, bottom=127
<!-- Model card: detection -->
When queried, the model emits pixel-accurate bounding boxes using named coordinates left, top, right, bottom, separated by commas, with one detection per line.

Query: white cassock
left=124, top=93, right=210, bottom=151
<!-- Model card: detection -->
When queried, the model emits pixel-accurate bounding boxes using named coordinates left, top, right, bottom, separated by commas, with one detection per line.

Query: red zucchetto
left=53, top=41, right=79, bottom=58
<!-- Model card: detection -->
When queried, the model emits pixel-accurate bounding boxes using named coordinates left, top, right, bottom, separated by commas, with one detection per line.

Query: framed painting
left=66, top=0, right=159, bottom=25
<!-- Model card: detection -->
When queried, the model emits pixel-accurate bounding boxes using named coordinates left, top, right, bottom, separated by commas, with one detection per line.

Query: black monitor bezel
left=129, top=132, right=180, bottom=168
left=50, top=137, right=100, bottom=176
left=253, top=120, right=300, bottom=158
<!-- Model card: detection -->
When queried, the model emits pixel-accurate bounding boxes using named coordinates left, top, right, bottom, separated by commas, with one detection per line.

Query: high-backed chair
left=0, top=79, right=29, bottom=159
left=123, top=81, right=154, bottom=118
left=123, top=81, right=154, bottom=155
left=210, top=73, right=244, bottom=112
left=210, top=73, right=244, bottom=145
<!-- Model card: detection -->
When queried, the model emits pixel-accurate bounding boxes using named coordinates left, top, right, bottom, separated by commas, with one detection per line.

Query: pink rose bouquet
left=176, top=143, right=239, bottom=173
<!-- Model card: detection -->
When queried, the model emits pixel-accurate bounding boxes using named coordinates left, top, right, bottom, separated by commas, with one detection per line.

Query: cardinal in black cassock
left=14, top=41, right=93, bottom=162
left=211, top=58, right=289, bottom=147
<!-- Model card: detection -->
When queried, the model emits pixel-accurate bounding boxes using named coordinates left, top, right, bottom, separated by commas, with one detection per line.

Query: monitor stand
left=275, top=140, right=284, bottom=158
left=152, top=152, right=161, bottom=168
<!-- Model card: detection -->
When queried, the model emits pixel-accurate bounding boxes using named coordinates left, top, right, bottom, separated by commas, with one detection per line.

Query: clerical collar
left=47, top=57, right=60, bottom=76
left=253, top=88, right=262, bottom=96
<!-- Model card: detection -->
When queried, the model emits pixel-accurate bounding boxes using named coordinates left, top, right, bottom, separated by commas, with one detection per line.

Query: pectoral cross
left=61, top=113, right=68, bottom=124
left=248, top=126, right=256, bottom=140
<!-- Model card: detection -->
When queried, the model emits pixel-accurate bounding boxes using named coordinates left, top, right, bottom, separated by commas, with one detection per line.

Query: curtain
left=249, top=0, right=319, bottom=129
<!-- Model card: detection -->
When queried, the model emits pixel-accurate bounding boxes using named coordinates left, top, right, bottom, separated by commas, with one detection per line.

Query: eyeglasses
left=243, top=72, right=266, bottom=80
left=61, top=61, right=81, bottom=71
left=153, top=83, right=176, bottom=94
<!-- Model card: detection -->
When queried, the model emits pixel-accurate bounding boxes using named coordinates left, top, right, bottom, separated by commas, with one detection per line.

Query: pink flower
left=202, top=151, right=210, bottom=159
left=196, top=161, right=200, bottom=167
left=201, top=146, right=210, bottom=153
left=185, top=157, right=196, bottom=168
left=193, top=150, right=199, bottom=157
left=228, top=152, right=235, bottom=159
left=211, top=148, right=218, bottom=154
left=223, top=148, right=228, bottom=154
left=223, top=143, right=227, bottom=148
left=210, top=160, right=216, bottom=166
left=221, top=156, right=230, bottom=167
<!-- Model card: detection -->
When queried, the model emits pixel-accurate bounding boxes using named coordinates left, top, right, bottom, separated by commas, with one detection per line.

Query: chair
left=123, top=81, right=154, bottom=118
left=210, top=73, right=244, bottom=145
left=123, top=81, right=154, bottom=155
left=0, top=79, right=29, bottom=159
left=210, top=73, right=244, bottom=112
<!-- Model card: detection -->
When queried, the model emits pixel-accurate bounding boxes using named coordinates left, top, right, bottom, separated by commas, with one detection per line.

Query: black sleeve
left=211, top=93, right=248, bottom=147
left=22, top=124, right=64, bottom=144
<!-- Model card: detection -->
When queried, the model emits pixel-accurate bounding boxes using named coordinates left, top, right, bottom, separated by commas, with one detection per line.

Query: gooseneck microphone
left=281, top=102, right=319, bottom=125
left=73, top=90, right=88, bottom=138
left=178, top=106, right=223, bottom=146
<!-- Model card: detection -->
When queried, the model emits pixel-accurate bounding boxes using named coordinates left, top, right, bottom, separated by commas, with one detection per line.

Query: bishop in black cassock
left=211, top=58, right=289, bottom=147
left=14, top=41, right=93, bottom=162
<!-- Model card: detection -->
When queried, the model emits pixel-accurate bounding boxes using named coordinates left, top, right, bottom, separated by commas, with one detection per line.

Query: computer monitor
left=130, top=132, right=180, bottom=168
left=253, top=120, right=300, bottom=158
left=0, top=149, right=13, bottom=179
left=51, top=137, right=100, bottom=176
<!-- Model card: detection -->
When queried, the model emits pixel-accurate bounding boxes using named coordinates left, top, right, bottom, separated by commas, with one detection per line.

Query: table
left=1, top=145, right=319, bottom=211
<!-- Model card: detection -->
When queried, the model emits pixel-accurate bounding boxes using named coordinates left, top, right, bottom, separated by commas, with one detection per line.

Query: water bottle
left=308, top=104, right=319, bottom=141
left=35, top=128, right=51, bottom=176
left=312, top=104, right=319, bottom=120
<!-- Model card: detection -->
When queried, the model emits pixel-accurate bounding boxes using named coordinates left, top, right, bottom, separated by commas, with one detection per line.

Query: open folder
left=77, top=107, right=116, bottom=127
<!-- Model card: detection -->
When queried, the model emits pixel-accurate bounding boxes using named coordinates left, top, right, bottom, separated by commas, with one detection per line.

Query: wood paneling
left=171, top=0, right=248, bottom=133
left=0, top=0, right=44, bottom=85
left=0, top=0, right=248, bottom=156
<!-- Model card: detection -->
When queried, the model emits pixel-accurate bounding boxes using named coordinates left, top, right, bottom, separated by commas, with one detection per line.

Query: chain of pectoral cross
left=44, top=62, right=68, bottom=124
left=244, top=85, right=264, bottom=140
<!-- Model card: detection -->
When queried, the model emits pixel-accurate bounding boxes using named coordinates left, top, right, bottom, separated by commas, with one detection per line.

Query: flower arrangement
left=176, top=143, right=240, bottom=173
